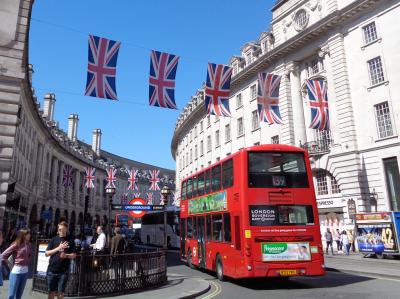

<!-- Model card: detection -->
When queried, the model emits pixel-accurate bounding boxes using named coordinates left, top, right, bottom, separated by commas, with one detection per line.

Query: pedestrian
left=2, top=228, right=32, bottom=299
left=334, top=229, right=341, bottom=252
left=110, top=227, right=126, bottom=288
left=341, top=230, right=350, bottom=255
left=110, top=227, right=126, bottom=255
left=348, top=230, right=355, bottom=252
left=0, top=231, right=4, bottom=297
left=90, top=226, right=106, bottom=252
left=45, top=221, right=76, bottom=299
left=324, top=228, right=334, bottom=255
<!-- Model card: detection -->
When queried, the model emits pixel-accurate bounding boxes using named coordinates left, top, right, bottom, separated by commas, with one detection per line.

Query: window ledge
left=361, top=37, right=382, bottom=50
left=250, top=97, right=257, bottom=102
left=367, top=80, right=389, bottom=91
left=251, top=127, right=260, bottom=133
left=225, top=140, right=231, bottom=144
left=374, top=135, right=398, bottom=143
left=215, top=145, right=220, bottom=149
left=237, top=134, right=245, bottom=138
left=236, top=105, right=243, bottom=110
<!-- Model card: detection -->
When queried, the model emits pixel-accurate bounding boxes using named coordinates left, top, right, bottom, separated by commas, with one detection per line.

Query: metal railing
left=32, top=240, right=167, bottom=296
left=301, top=139, right=332, bottom=156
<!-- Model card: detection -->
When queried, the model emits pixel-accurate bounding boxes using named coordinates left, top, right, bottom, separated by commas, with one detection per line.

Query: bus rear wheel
left=216, top=255, right=225, bottom=281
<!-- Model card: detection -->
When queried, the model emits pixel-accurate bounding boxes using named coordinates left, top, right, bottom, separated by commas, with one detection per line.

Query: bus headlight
left=247, top=265, right=252, bottom=271
left=310, top=246, right=318, bottom=253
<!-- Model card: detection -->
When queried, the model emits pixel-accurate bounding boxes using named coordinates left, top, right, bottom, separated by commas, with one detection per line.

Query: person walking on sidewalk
left=348, top=230, right=355, bottom=252
left=90, top=226, right=106, bottom=252
left=2, top=229, right=32, bottom=299
left=324, top=228, right=334, bottom=255
left=45, top=221, right=76, bottom=299
left=341, top=230, right=350, bottom=255
left=334, top=229, right=342, bottom=253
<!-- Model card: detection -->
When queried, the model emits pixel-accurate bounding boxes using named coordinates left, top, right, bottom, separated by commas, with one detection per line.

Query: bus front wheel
left=187, top=249, right=195, bottom=269
left=216, top=255, right=225, bottom=281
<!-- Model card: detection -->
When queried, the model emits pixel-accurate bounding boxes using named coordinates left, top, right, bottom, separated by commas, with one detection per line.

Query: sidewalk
left=1, top=273, right=210, bottom=299
left=324, top=252, right=400, bottom=279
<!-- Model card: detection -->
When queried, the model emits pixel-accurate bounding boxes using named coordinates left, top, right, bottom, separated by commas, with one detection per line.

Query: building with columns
left=171, top=0, right=400, bottom=236
left=0, top=0, right=175, bottom=234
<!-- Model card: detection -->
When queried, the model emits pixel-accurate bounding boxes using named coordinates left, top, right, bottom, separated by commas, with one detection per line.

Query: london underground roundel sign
left=128, top=198, right=147, bottom=218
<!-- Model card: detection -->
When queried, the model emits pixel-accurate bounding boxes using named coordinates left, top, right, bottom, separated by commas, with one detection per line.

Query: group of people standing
left=0, top=223, right=127, bottom=299
left=324, top=228, right=355, bottom=255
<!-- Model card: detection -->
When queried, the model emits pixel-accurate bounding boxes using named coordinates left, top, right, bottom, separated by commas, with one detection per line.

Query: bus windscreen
left=248, top=152, right=309, bottom=188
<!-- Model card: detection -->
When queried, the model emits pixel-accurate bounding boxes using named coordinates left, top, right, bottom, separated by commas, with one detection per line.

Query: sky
left=29, top=0, right=273, bottom=170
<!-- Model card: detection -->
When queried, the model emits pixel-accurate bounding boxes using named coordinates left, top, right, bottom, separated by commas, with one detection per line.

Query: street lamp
left=105, top=186, right=116, bottom=245
left=161, top=185, right=171, bottom=249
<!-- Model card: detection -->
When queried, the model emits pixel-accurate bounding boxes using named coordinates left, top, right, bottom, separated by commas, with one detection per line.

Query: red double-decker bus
left=179, top=144, right=325, bottom=280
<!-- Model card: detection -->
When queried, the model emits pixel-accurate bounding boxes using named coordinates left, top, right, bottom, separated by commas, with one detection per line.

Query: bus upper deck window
left=212, top=165, right=221, bottom=192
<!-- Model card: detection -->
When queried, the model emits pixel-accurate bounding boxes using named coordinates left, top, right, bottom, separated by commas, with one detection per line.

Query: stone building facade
left=0, top=0, right=175, bottom=235
left=171, top=0, right=400, bottom=236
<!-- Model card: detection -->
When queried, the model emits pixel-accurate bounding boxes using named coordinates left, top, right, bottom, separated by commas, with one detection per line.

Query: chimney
left=28, top=64, right=34, bottom=85
left=68, top=114, right=79, bottom=142
left=43, top=93, right=56, bottom=121
left=92, top=129, right=102, bottom=156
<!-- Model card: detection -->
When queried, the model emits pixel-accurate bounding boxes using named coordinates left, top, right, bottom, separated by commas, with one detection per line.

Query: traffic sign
left=128, top=198, right=147, bottom=218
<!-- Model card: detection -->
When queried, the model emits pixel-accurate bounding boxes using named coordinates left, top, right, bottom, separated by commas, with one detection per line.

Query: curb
left=177, top=281, right=211, bottom=299
left=326, top=267, right=400, bottom=280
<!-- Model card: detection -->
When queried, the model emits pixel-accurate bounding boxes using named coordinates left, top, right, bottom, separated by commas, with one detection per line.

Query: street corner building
left=0, top=0, right=175, bottom=233
left=171, top=0, right=400, bottom=239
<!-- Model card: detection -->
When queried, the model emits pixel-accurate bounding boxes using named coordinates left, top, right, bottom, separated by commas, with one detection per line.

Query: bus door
left=180, top=218, right=187, bottom=258
left=198, top=216, right=206, bottom=268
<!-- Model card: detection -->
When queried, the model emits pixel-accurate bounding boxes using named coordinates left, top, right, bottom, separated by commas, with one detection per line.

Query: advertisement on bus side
left=188, top=191, right=227, bottom=214
left=261, top=242, right=311, bottom=262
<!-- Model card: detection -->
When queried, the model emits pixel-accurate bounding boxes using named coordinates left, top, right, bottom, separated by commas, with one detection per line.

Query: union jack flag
left=149, top=50, right=180, bottom=109
left=257, top=72, right=283, bottom=124
left=121, top=193, right=129, bottom=205
left=62, top=165, right=73, bottom=187
left=306, top=79, right=329, bottom=130
left=205, top=63, right=233, bottom=117
left=84, top=166, right=96, bottom=189
left=127, top=169, right=139, bottom=191
left=106, top=167, right=117, bottom=188
left=133, top=192, right=141, bottom=198
left=149, top=169, right=160, bottom=191
left=146, top=192, right=153, bottom=205
left=85, top=35, right=121, bottom=100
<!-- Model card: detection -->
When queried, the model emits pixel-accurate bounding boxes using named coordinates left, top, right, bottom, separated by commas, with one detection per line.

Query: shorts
left=47, top=271, right=69, bottom=293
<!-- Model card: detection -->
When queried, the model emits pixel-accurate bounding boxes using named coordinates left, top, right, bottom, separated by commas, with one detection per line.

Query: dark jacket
left=110, top=234, right=126, bottom=255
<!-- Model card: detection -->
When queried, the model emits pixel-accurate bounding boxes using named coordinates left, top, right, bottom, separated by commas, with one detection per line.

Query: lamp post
left=105, top=186, right=116, bottom=245
left=161, top=185, right=171, bottom=250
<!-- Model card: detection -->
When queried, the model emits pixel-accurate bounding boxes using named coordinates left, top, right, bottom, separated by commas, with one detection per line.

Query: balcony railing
left=301, top=139, right=332, bottom=156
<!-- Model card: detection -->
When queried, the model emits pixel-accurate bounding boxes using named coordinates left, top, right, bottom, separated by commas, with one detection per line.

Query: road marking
left=201, top=280, right=221, bottom=299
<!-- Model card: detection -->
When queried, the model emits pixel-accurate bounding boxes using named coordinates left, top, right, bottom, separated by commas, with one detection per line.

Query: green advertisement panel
left=261, top=242, right=311, bottom=261
left=189, top=191, right=227, bottom=214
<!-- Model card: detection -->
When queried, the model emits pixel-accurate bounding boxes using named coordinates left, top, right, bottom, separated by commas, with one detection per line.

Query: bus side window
left=181, top=180, right=187, bottom=200
left=234, top=216, right=241, bottom=250
left=223, top=213, right=232, bottom=243
left=205, top=170, right=212, bottom=194
left=222, top=159, right=234, bottom=189
left=197, top=172, right=205, bottom=196
left=206, top=215, right=211, bottom=240
left=181, top=218, right=186, bottom=239
left=187, top=217, right=193, bottom=239
left=212, top=214, right=223, bottom=242
left=187, top=178, right=193, bottom=199
left=211, top=165, right=221, bottom=192
left=192, top=176, right=198, bottom=198
left=193, top=216, right=198, bottom=239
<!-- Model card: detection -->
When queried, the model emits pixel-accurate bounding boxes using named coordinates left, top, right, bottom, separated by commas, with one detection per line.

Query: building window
left=225, top=124, right=231, bottom=143
left=383, top=157, right=400, bottom=211
left=251, top=110, right=259, bottom=131
left=330, top=175, right=341, bottom=194
left=362, top=22, right=378, bottom=45
left=246, top=53, right=252, bottom=65
left=237, top=117, right=244, bottom=136
left=236, top=93, right=242, bottom=108
left=271, top=135, right=279, bottom=144
left=200, top=140, right=204, bottom=156
left=375, top=102, right=393, bottom=139
left=186, top=152, right=189, bottom=167
left=215, top=130, right=220, bottom=147
left=190, top=130, right=193, bottom=142
left=190, top=149, right=193, bottom=163
left=207, top=115, right=211, bottom=127
left=207, top=135, right=211, bottom=152
left=250, top=84, right=257, bottom=100
left=315, top=170, right=328, bottom=196
left=194, top=145, right=198, bottom=160
left=194, top=126, right=197, bottom=138
left=294, top=8, right=308, bottom=30
left=200, top=120, right=204, bottom=132
left=368, top=56, right=385, bottom=86
left=233, top=63, right=239, bottom=75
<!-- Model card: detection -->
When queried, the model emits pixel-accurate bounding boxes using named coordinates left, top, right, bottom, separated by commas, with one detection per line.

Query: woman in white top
left=341, top=230, right=350, bottom=255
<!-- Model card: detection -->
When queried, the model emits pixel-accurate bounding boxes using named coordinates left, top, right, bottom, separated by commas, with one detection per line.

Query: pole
left=108, top=196, right=112, bottom=245
left=163, top=205, right=167, bottom=249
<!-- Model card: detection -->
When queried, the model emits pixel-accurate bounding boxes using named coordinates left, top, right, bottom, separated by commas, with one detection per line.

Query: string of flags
left=83, top=34, right=329, bottom=130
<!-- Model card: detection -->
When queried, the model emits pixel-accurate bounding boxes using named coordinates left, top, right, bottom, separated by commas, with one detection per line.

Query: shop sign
left=356, top=213, right=391, bottom=223
left=317, top=197, right=343, bottom=209
left=347, top=199, right=356, bottom=218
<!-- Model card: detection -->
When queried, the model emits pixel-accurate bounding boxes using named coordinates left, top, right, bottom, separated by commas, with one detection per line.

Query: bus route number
left=272, top=175, right=286, bottom=187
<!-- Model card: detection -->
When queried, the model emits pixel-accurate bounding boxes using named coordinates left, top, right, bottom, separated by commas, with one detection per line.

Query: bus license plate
left=279, top=270, right=297, bottom=276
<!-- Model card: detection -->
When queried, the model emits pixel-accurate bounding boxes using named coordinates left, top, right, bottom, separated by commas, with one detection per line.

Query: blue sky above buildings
left=29, top=0, right=272, bottom=170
